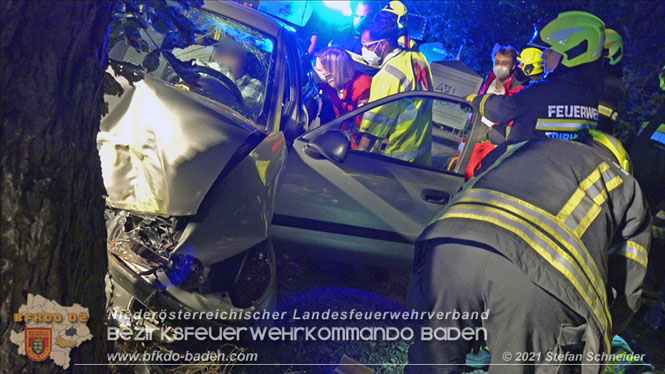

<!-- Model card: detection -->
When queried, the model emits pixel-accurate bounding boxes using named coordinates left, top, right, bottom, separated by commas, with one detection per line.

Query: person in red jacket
left=479, top=44, right=525, bottom=96
left=314, top=47, right=372, bottom=148
left=465, top=45, right=526, bottom=180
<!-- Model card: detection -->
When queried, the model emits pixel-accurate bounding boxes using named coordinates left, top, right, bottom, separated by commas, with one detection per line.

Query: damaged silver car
left=99, top=1, right=483, bottom=333
left=100, top=1, right=315, bottom=331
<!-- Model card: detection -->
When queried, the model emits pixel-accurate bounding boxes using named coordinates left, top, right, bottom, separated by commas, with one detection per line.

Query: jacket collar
left=484, top=71, right=519, bottom=92
left=381, top=48, right=404, bottom=67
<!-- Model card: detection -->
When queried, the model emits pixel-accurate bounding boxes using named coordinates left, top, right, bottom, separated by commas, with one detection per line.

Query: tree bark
left=1, top=1, right=113, bottom=372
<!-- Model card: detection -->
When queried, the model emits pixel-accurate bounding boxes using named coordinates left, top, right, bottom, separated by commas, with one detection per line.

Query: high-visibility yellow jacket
left=418, top=140, right=651, bottom=372
left=398, top=35, right=417, bottom=50
left=360, top=49, right=433, bottom=165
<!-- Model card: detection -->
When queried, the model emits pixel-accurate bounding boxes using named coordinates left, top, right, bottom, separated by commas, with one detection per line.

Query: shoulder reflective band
left=650, top=124, right=665, bottom=145
left=557, top=162, right=623, bottom=237
left=614, top=241, right=649, bottom=267
left=456, top=188, right=608, bottom=311
left=439, top=202, right=612, bottom=352
left=535, top=118, right=596, bottom=132
left=384, top=64, right=413, bottom=92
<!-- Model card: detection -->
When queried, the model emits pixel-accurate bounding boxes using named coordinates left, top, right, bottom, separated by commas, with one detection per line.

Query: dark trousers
left=406, top=240, right=585, bottom=374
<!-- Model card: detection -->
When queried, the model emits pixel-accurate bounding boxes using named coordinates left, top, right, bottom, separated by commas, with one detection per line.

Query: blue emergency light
left=312, top=0, right=354, bottom=26
left=322, top=1, right=352, bottom=16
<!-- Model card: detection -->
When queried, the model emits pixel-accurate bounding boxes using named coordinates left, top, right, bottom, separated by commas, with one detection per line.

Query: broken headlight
left=165, top=253, right=210, bottom=290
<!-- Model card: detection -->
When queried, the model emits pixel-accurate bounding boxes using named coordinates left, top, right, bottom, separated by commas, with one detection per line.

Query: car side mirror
left=304, top=130, right=350, bottom=163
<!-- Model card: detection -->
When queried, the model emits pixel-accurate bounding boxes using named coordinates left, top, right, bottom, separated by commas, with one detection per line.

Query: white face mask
left=316, top=70, right=335, bottom=86
left=493, top=65, right=511, bottom=80
left=314, top=61, right=335, bottom=86
left=362, top=43, right=382, bottom=66
left=314, top=69, right=328, bottom=83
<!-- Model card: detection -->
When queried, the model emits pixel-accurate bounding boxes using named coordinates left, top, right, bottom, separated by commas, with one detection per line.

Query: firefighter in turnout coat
left=407, top=138, right=651, bottom=374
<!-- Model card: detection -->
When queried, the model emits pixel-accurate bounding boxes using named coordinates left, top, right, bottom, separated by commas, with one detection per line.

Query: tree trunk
left=1, top=1, right=113, bottom=372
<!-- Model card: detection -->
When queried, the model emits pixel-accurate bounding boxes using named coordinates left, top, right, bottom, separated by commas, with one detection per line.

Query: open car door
left=271, top=91, right=484, bottom=268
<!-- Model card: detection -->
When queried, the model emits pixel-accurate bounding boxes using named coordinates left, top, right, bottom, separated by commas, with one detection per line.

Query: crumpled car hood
left=98, top=74, right=258, bottom=216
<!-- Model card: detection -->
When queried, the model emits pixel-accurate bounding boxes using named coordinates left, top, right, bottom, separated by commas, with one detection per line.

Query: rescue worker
left=513, top=47, right=545, bottom=85
left=407, top=138, right=651, bottom=374
left=330, top=1, right=418, bottom=76
left=466, top=13, right=631, bottom=187
left=466, top=11, right=606, bottom=143
left=465, top=45, right=527, bottom=179
left=598, top=28, right=626, bottom=133
left=381, top=0, right=417, bottom=50
left=357, top=11, right=434, bottom=165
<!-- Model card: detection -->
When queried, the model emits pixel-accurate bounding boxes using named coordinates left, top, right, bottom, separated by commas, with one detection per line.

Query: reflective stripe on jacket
left=360, top=49, right=433, bottom=165
left=418, top=139, right=651, bottom=373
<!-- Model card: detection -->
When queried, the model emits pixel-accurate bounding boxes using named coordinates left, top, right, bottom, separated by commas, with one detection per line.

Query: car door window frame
left=298, top=91, right=483, bottom=175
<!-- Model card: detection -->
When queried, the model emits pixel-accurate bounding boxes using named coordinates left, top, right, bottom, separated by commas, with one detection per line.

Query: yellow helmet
left=529, top=11, right=605, bottom=68
left=604, top=29, right=623, bottom=65
left=518, top=47, right=544, bottom=76
left=382, top=1, right=408, bottom=28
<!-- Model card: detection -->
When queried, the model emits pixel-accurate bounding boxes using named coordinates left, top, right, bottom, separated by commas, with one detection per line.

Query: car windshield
left=109, top=7, right=276, bottom=130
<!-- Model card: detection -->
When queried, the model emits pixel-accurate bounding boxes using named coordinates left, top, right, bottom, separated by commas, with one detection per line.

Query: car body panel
left=270, top=225, right=414, bottom=268
left=98, top=75, right=260, bottom=216
left=173, top=131, right=287, bottom=265
left=274, top=144, right=464, bottom=239
left=272, top=92, right=479, bottom=267
left=272, top=145, right=464, bottom=267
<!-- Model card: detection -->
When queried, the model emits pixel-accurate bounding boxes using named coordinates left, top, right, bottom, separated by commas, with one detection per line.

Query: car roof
left=202, top=1, right=285, bottom=37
